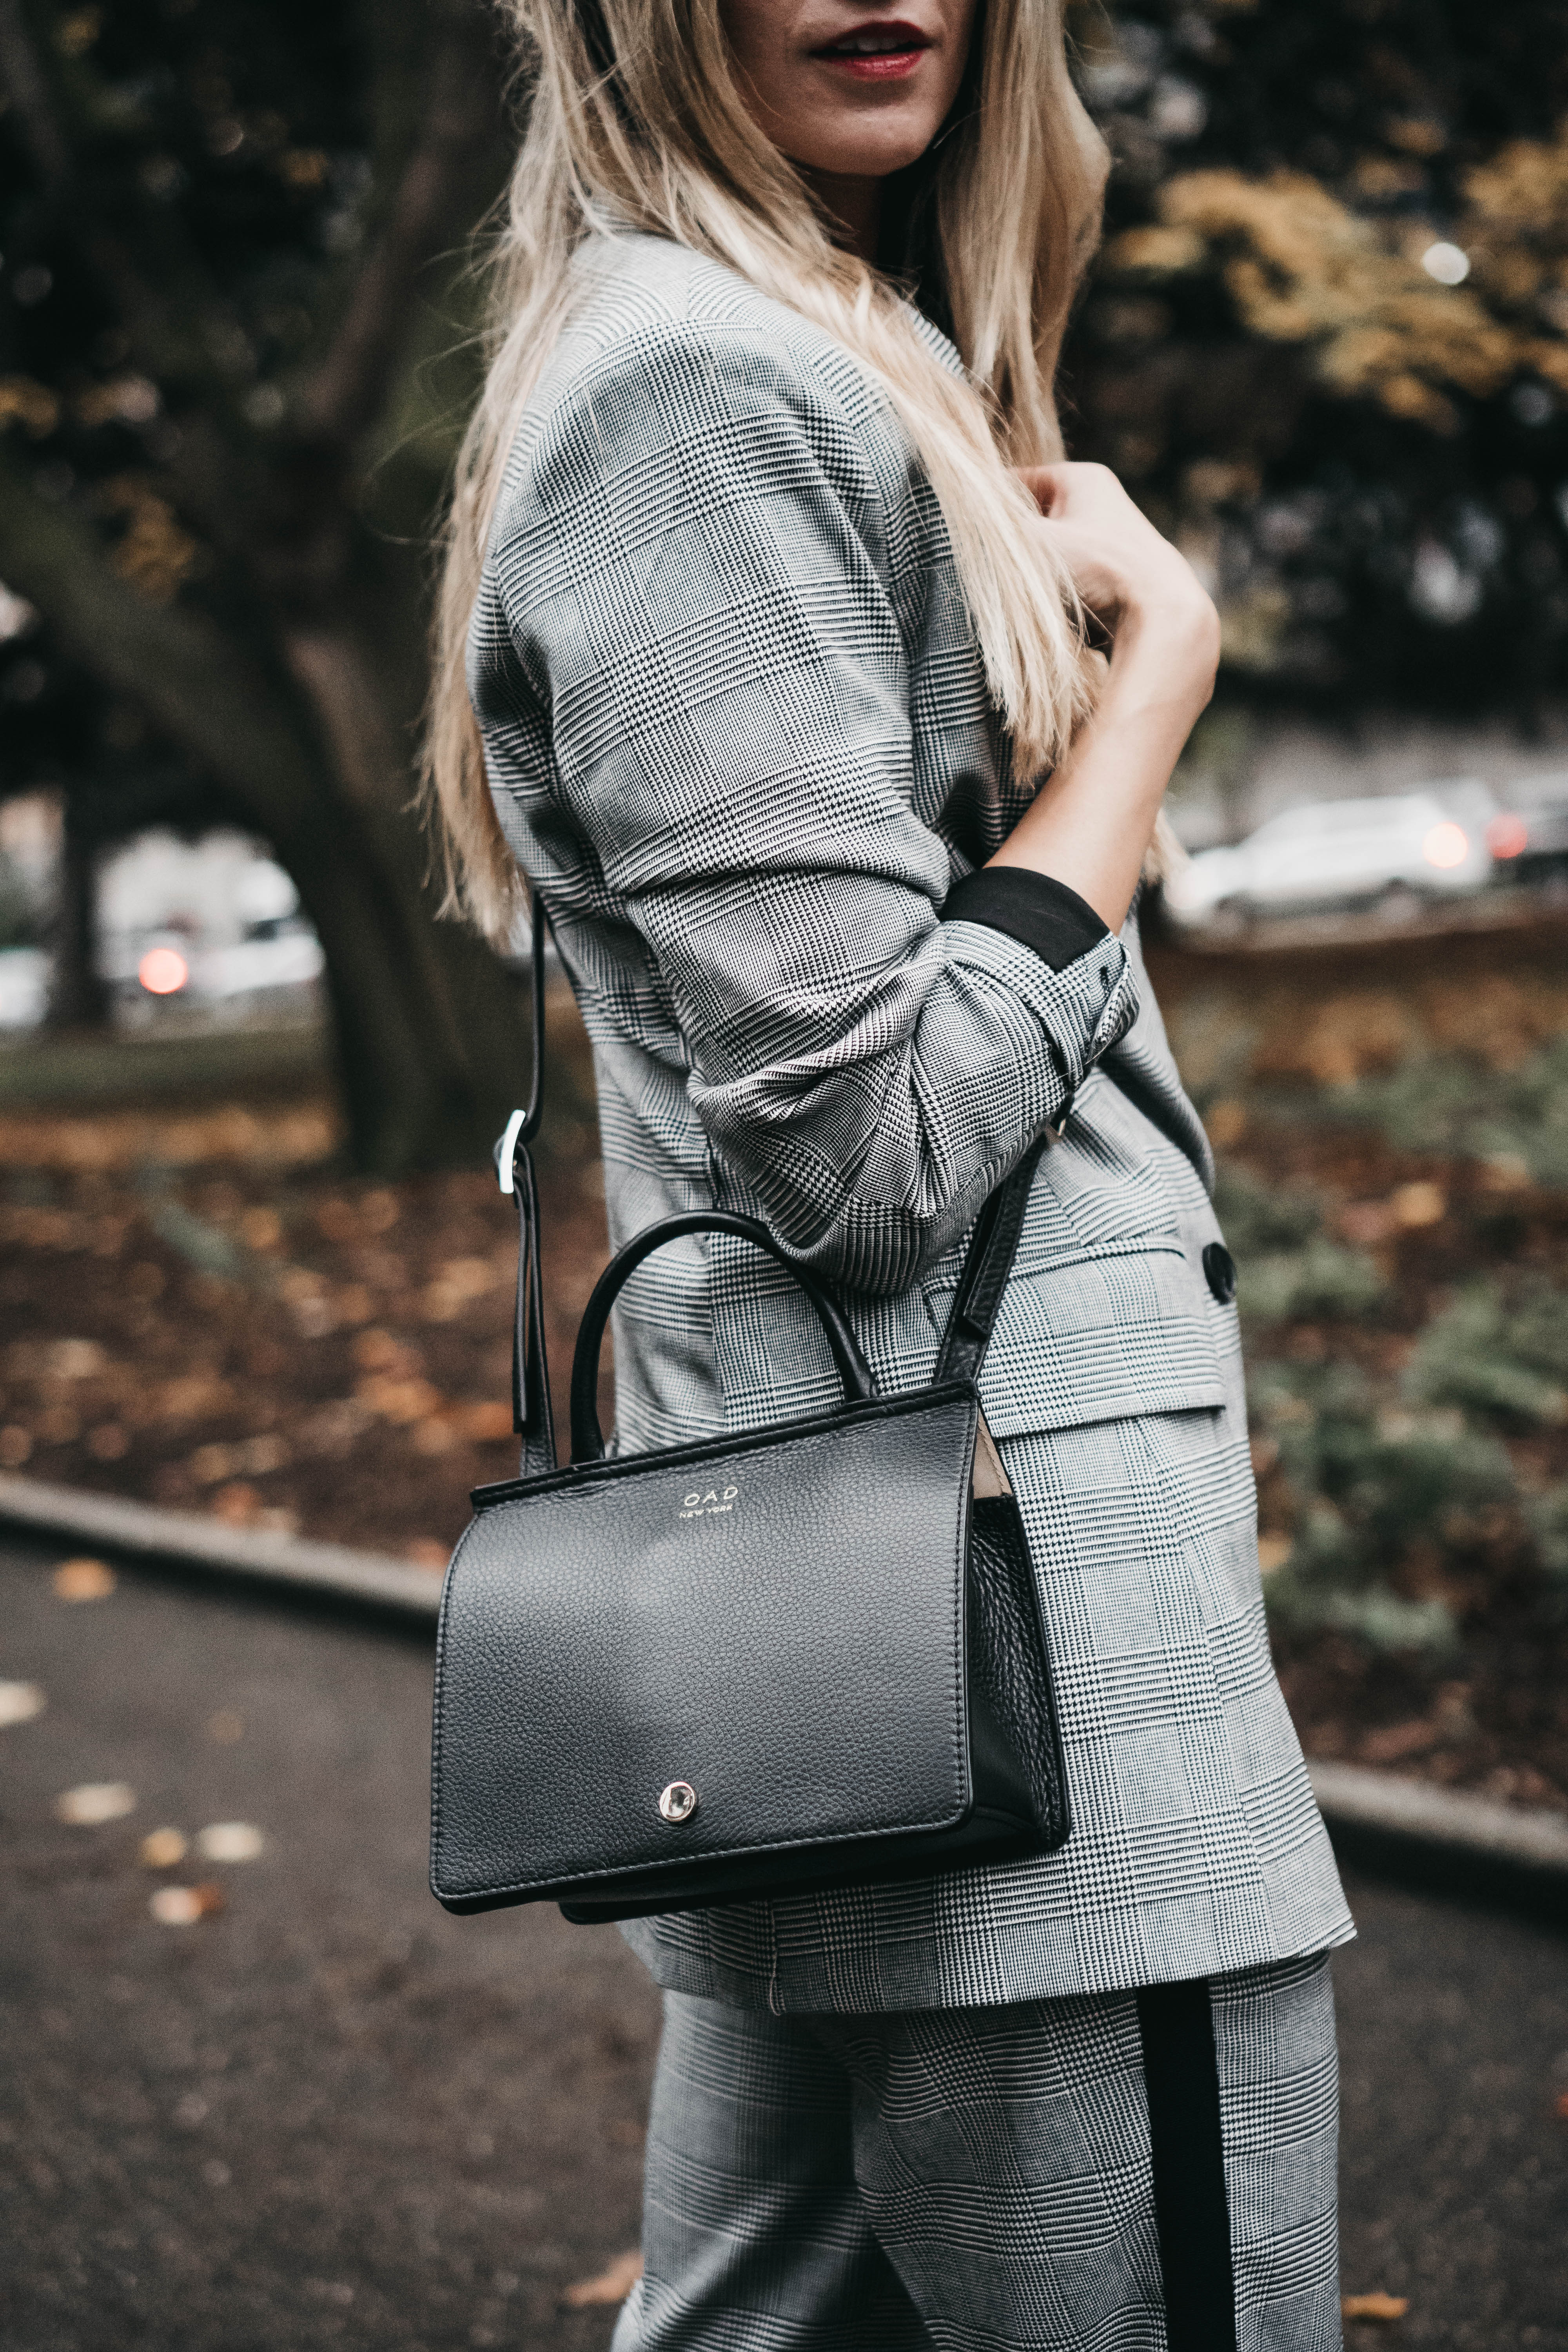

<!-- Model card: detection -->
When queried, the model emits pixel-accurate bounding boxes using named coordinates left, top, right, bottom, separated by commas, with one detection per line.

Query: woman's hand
left=1018, top=462, right=1219, bottom=710
left=987, top=464, right=1220, bottom=930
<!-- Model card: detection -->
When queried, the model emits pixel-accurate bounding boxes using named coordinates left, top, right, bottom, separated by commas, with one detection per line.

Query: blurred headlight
left=1422, top=822, right=1469, bottom=869
left=1486, top=814, right=1529, bottom=859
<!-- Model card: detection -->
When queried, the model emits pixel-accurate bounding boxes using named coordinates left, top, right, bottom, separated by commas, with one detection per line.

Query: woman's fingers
left=1020, top=462, right=1218, bottom=645
left=1035, top=520, right=1123, bottom=621
left=1016, top=463, right=1220, bottom=664
left=1016, top=463, right=1065, bottom=514
left=1017, top=461, right=1132, bottom=520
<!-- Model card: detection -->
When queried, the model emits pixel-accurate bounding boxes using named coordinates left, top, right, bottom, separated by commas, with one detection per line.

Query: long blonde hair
left=426, top=0, right=1111, bottom=938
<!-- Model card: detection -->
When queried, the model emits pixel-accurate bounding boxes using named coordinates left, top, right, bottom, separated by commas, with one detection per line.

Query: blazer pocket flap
left=927, top=1247, right=1227, bottom=1437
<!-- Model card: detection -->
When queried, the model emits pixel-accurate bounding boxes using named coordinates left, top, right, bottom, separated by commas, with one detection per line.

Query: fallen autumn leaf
left=1343, top=2291, right=1410, bottom=2322
left=53, top=1557, right=116, bottom=1602
left=54, top=1782, right=135, bottom=1825
left=195, top=1822, right=266, bottom=1863
left=561, top=2251, right=643, bottom=2310
left=0, top=1680, right=46, bottom=1728
left=149, top=1883, right=226, bottom=1925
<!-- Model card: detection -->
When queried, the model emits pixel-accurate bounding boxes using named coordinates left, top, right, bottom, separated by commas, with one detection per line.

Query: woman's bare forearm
left=987, top=606, right=1216, bottom=932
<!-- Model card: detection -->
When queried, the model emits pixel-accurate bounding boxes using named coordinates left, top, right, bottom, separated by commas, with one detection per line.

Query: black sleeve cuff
left=941, top=867, right=1110, bottom=972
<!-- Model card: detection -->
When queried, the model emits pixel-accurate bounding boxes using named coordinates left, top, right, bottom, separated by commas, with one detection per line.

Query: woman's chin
left=787, top=118, right=945, bottom=186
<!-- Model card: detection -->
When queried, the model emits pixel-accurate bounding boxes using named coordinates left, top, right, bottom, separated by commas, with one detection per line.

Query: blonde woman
left=427, top=1, right=1353, bottom=2343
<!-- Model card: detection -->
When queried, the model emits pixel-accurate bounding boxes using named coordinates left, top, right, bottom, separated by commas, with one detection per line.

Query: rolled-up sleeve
left=490, top=321, right=1137, bottom=1292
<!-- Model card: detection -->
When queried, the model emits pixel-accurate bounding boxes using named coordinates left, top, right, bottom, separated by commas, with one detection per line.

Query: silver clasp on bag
left=658, top=1781, right=698, bottom=1824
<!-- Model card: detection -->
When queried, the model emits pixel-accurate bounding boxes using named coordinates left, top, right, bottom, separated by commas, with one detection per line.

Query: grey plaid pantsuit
left=613, top=1955, right=1342, bottom=2352
left=469, top=228, right=1353, bottom=2013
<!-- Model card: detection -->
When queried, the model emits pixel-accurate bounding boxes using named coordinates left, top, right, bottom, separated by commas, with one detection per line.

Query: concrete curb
left=3, top=1474, right=1566, bottom=1907
left=1308, top=1759, right=1568, bottom=1916
left=0, top=1474, right=441, bottom=1621
left=1308, top=1760, right=1568, bottom=1876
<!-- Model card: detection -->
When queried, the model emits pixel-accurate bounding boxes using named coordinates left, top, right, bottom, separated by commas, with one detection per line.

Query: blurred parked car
left=98, top=833, right=324, bottom=1020
left=0, top=947, right=49, bottom=1029
left=1484, top=772, right=1568, bottom=882
left=1162, top=788, right=1495, bottom=929
left=125, top=925, right=325, bottom=1008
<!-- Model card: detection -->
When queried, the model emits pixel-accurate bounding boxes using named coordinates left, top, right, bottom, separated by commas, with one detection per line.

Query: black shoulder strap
left=933, top=1120, right=1063, bottom=1388
left=496, top=891, right=557, bottom=1478
left=497, top=884, right=1063, bottom=1472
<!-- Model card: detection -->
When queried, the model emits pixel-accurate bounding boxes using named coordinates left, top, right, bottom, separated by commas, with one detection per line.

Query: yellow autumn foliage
left=1458, top=133, right=1568, bottom=362
left=1103, top=151, right=1568, bottom=428
left=1463, top=134, right=1568, bottom=251
left=0, top=376, right=63, bottom=436
left=96, top=475, right=200, bottom=604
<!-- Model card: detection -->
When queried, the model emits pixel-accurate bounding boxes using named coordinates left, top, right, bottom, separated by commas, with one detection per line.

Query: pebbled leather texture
left=431, top=1388, right=1036, bottom=1915
left=968, top=1495, right=1071, bottom=1848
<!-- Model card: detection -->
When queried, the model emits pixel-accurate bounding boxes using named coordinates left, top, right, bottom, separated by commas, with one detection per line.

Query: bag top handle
left=569, top=1212, right=879, bottom=1463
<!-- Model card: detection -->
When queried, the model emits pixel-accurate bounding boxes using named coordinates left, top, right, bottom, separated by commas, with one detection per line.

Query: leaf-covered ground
left=0, top=998, right=611, bottom=1569
left=0, top=1131, right=609, bottom=1568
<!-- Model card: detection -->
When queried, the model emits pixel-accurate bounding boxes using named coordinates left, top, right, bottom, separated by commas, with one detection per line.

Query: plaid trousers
left=612, top=1953, right=1342, bottom=2352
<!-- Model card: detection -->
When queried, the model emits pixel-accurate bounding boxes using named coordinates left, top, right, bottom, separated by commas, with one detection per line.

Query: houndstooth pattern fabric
left=469, top=230, right=1352, bottom=2010
left=611, top=1953, right=1343, bottom=2351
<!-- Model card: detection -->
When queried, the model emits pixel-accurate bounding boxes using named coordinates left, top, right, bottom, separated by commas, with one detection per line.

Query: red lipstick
left=811, top=19, right=933, bottom=79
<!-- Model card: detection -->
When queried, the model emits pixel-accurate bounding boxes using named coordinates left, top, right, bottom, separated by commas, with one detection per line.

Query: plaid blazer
left=470, top=233, right=1352, bottom=2011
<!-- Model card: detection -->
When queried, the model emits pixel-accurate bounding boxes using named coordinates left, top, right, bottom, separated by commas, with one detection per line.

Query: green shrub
left=1249, top=1361, right=1510, bottom=1656
left=1214, top=1166, right=1384, bottom=1325
left=1406, top=1281, right=1568, bottom=1426
left=1241, top=1240, right=1386, bottom=1325
left=1212, top=1164, right=1322, bottom=1256
left=1528, top=1486, right=1568, bottom=1593
left=1267, top=1563, right=1459, bottom=1657
left=1317, top=1040, right=1568, bottom=1191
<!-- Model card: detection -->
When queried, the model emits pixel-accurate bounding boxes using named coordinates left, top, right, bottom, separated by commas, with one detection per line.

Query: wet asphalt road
left=1, top=1535, right=1564, bottom=2352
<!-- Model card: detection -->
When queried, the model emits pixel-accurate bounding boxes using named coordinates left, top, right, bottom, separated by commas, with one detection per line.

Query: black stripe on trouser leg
left=1136, top=1978, right=1237, bottom=2351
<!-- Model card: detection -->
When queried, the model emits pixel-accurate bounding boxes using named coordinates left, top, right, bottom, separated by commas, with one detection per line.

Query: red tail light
left=138, top=946, right=189, bottom=995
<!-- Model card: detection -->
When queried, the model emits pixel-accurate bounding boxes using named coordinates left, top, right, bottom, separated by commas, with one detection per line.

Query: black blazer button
left=1202, top=1242, right=1237, bottom=1305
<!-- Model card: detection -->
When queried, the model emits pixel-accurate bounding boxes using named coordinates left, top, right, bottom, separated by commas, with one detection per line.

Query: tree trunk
left=267, top=791, right=532, bottom=1176
left=278, top=619, right=535, bottom=1169
left=46, top=797, right=108, bottom=1031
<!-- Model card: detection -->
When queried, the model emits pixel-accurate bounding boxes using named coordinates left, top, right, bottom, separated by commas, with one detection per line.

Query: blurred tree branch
left=1062, top=0, right=1568, bottom=715
left=0, top=0, right=69, bottom=192
left=0, top=441, right=528, bottom=1168
left=298, top=0, right=504, bottom=449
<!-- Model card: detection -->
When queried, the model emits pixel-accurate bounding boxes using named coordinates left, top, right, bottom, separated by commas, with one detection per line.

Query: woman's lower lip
left=813, top=46, right=928, bottom=78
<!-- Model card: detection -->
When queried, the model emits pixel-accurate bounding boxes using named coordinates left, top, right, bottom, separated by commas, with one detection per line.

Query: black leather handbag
left=429, top=901, right=1071, bottom=1923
